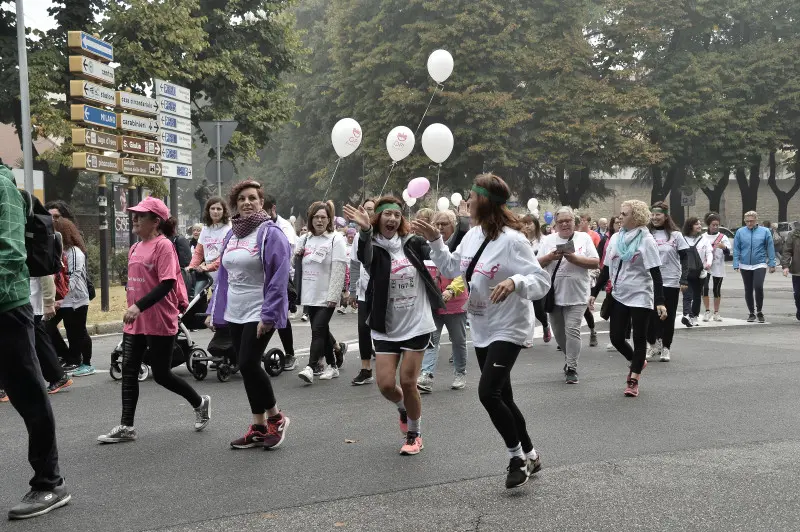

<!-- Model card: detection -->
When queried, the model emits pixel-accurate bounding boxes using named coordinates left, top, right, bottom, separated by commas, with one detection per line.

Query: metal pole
left=15, top=0, right=34, bottom=192
left=128, top=184, right=137, bottom=247
left=169, top=178, right=178, bottom=218
left=215, top=122, right=222, bottom=194
left=98, top=174, right=110, bottom=312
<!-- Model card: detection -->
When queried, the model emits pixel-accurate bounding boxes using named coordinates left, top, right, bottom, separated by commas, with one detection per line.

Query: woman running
left=208, top=180, right=291, bottom=450
left=98, top=197, right=209, bottom=443
left=344, top=197, right=443, bottom=456
left=413, top=174, right=551, bottom=489
left=701, top=213, right=731, bottom=321
left=646, top=202, right=688, bottom=362
left=349, top=198, right=377, bottom=385
left=681, top=217, right=713, bottom=327
left=589, top=200, right=667, bottom=398
left=521, top=214, right=552, bottom=344
left=189, top=196, right=231, bottom=293
left=733, top=211, right=776, bottom=322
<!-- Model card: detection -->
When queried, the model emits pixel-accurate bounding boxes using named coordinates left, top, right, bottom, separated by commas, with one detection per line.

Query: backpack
left=686, top=238, right=704, bottom=280
left=21, top=191, right=63, bottom=277
left=54, top=253, right=70, bottom=300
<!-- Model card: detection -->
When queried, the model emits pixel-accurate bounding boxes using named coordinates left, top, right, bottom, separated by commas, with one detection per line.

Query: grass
left=87, top=284, right=129, bottom=324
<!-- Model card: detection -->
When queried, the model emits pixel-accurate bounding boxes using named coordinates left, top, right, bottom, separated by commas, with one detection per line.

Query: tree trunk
left=735, top=155, right=761, bottom=222
left=554, top=165, right=568, bottom=206
left=701, top=169, right=730, bottom=215
left=669, top=164, right=686, bottom=226
left=565, top=166, right=592, bottom=208
left=767, top=149, right=800, bottom=221
left=651, top=165, right=676, bottom=205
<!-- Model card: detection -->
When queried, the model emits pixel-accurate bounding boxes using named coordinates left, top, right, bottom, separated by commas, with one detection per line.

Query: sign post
left=155, top=79, right=192, bottom=215
left=199, top=119, right=238, bottom=193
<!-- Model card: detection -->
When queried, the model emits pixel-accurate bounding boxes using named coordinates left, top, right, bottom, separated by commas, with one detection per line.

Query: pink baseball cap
left=127, top=196, right=170, bottom=220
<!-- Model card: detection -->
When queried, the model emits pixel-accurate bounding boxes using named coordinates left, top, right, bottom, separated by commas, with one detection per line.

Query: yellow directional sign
left=70, top=80, right=115, bottom=107
left=72, top=152, right=120, bottom=173
left=121, top=158, right=162, bottom=177
left=72, top=129, right=118, bottom=151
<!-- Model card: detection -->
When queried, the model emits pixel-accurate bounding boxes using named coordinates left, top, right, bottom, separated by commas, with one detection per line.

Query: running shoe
left=527, top=454, right=543, bottom=476
left=399, top=410, right=408, bottom=434
left=556, top=345, right=562, bottom=351
left=400, top=433, right=424, bottom=455
left=313, top=363, right=325, bottom=376
left=97, top=425, right=137, bottom=443
left=448, top=355, right=453, bottom=364
left=0, top=389, right=8, bottom=402
left=565, top=368, right=579, bottom=384
left=337, top=307, right=346, bottom=315
left=606, top=343, right=615, bottom=352
left=646, top=344, right=659, bottom=361
left=262, top=413, right=290, bottom=450
left=416, top=373, right=433, bottom=394
left=660, top=347, right=671, bottom=362
left=71, top=364, right=96, bottom=377
left=8, top=482, right=71, bottom=520
left=451, top=373, right=467, bottom=390
left=589, top=329, right=598, bottom=347
left=703, top=310, right=712, bottom=322
left=230, top=424, right=268, bottom=449
left=335, top=342, right=348, bottom=368
left=298, top=365, right=314, bottom=384
left=747, top=313, right=756, bottom=323
left=194, top=395, right=211, bottom=431
left=319, top=365, right=339, bottom=380
left=624, top=378, right=640, bottom=397
left=351, top=369, right=374, bottom=386
left=757, top=312, right=765, bottom=323
left=713, top=312, right=723, bottom=322
left=283, top=354, right=297, bottom=371
left=681, top=315, right=693, bottom=327
left=690, top=316, right=699, bottom=327
left=543, top=325, right=552, bottom=343
left=505, top=456, right=530, bottom=489
left=61, top=363, right=79, bottom=374
left=47, top=375, right=73, bottom=395
left=300, top=313, right=309, bottom=322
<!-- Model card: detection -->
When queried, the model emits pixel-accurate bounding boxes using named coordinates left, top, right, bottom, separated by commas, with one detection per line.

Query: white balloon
left=450, top=192, right=462, bottom=206
left=289, top=215, right=296, bottom=224
left=386, top=126, right=415, bottom=162
left=427, top=50, right=454, bottom=83
left=437, top=197, right=450, bottom=212
left=402, top=189, right=411, bottom=202
left=406, top=197, right=417, bottom=207
left=532, top=209, right=539, bottom=218
left=421, top=123, right=454, bottom=164
left=331, top=118, right=362, bottom=158
left=527, top=198, right=538, bottom=211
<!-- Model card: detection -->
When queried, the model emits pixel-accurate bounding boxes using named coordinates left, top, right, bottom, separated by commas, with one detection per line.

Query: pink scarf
left=231, top=210, right=270, bottom=238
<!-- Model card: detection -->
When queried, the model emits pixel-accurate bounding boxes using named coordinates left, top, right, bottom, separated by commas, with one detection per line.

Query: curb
left=58, top=321, right=124, bottom=338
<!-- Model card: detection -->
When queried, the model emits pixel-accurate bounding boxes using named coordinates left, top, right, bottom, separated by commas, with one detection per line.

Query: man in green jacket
left=0, top=165, right=71, bottom=519
left=781, top=222, right=800, bottom=321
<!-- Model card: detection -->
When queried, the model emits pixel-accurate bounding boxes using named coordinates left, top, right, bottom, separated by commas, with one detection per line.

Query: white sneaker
left=646, top=344, right=659, bottom=361
left=606, top=343, right=615, bottom=352
left=451, top=373, right=467, bottom=390
left=660, top=347, right=671, bottom=362
left=300, top=314, right=309, bottom=322
left=690, top=316, right=698, bottom=326
left=319, top=365, right=339, bottom=380
left=703, top=310, right=711, bottom=322
left=713, top=312, right=722, bottom=322
left=417, top=373, right=433, bottom=394
left=298, top=365, right=314, bottom=384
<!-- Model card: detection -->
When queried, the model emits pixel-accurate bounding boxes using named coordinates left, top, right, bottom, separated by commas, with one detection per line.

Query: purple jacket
left=210, top=221, right=290, bottom=329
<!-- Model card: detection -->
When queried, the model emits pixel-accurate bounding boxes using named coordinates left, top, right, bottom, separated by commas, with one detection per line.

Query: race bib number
left=309, top=245, right=329, bottom=264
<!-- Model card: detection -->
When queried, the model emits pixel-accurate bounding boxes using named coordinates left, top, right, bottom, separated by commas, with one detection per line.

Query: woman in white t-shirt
left=412, top=174, right=551, bottom=490
left=189, top=196, right=232, bottom=292
left=347, top=199, right=377, bottom=385
left=522, top=214, right=552, bottom=343
left=344, top=197, right=444, bottom=457
left=296, top=201, right=348, bottom=384
left=681, top=217, right=713, bottom=327
left=646, top=201, right=689, bottom=362
left=701, top=213, right=731, bottom=321
left=590, top=200, right=667, bottom=398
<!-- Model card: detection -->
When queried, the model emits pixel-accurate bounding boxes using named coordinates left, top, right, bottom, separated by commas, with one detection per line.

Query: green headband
left=472, top=184, right=507, bottom=205
left=375, top=202, right=402, bottom=214
left=652, top=207, right=669, bottom=215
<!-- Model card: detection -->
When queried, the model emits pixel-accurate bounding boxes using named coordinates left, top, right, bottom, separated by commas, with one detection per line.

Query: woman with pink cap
left=98, top=197, right=210, bottom=444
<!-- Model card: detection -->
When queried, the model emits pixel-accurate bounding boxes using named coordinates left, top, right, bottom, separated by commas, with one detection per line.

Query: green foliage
left=113, top=250, right=129, bottom=285
left=84, top=237, right=101, bottom=286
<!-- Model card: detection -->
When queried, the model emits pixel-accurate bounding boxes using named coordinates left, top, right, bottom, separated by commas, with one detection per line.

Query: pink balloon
left=407, top=177, right=431, bottom=198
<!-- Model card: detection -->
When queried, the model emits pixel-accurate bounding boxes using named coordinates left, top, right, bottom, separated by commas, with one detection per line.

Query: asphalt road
left=1, top=268, right=799, bottom=532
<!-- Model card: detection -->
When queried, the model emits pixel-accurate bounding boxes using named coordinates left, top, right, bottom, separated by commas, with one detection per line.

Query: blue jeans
left=421, top=312, right=468, bottom=376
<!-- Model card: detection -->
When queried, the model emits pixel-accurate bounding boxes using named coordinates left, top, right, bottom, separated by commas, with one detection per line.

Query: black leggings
left=278, top=320, right=294, bottom=356
left=584, top=308, right=595, bottom=330
left=682, top=278, right=703, bottom=317
left=229, top=322, right=277, bottom=415
left=475, top=341, right=533, bottom=453
left=48, top=305, right=92, bottom=366
left=358, top=300, right=374, bottom=360
left=647, top=287, right=679, bottom=348
left=308, top=306, right=336, bottom=367
left=740, top=269, right=766, bottom=313
left=34, top=316, right=65, bottom=384
left=121, top=333, right=202, bottom=426
left=702, top=276, right=723, bottom=298
left=609, top=303, right=650, bottom=374
left=532, top=299, right=549, bottom=329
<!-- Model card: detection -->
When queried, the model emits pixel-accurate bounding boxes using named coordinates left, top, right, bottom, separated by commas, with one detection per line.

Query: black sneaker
left=589, top=330, right=598, bottom=347
left=681, top=315, right=693, bottom=327
left=505, top=456, right=530, bottom=489
left=565, top=369, right=579, bottom=384
left=747, top=314, right=756, bottom=323
left=283, top=354, right=297, bottom=371
left=351, top=369, right=374, bottom=386
left=47, top=375, right=73, bottom=395
left=61, top=363, right=79, bottom=374
left=757, top=312, right=765, bottom=323
left=8, top=482, right=71, bottom=520
left=335, top=342, right=348, bottom=368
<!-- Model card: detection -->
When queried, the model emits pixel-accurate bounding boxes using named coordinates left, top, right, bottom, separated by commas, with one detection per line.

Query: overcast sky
left=2, top=1, right=57, bottom=31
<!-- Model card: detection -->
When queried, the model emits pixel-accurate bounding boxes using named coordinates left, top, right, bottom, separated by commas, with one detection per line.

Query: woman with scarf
left=207, top=180, right=291, bottom=450
left=589, top=200, right=667, bottom=398
left=344, top=197, right=443, bottom=457
left=412, top=174, right=551, bottom=490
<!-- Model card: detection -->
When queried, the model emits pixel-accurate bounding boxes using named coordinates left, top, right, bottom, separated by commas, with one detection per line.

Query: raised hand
left=410, top=219, right=441, bottom=242
left=344, top=204, right=371, bottom=230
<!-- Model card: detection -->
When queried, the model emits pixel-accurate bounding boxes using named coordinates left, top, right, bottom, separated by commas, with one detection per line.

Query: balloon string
left=435, top=164, right=441, bottom=199
left=379, top=162, right=397, bottom=197
left=323, top=158, right=343, bottom=201
left=414, top=83, right=444, bottom=137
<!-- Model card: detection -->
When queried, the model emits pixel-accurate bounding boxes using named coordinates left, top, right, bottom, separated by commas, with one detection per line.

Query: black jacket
left=356, top=228, right=445, bottom=334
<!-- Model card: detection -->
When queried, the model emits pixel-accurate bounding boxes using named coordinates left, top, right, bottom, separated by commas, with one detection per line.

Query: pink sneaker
left=624, top=378, right=639, bottom=397
left=400, top=434, right=424, bottom=455
left=543, top=326, right=552, bottom=343
left=399, top=411, right=408, bottom=435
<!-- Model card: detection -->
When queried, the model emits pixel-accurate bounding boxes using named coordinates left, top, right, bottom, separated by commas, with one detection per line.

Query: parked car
left=702, top=226, right=735, bottom=261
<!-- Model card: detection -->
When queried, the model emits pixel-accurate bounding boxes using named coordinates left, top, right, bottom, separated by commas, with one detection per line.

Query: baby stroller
left=109, top=273, right=211, bottom=382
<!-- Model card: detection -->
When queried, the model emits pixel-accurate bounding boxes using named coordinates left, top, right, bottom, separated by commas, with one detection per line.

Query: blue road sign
left=69, top=31, right=113, bottom=62
left=72, top=104, right=117, bottom=129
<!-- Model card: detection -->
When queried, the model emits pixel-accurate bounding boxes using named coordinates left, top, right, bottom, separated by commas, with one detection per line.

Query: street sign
left=72, top=129, right=118, bottom=151
left=67, top=31, right=113, bottom=62
left=72, top=152, right=119, bottom=173
left=70, top=80, right=115, bottom=107
left=116, top=91, right=157, bottom=116
left=161, top=146, right=191, bottom=164
left=120, top=136, right=162, bottom=157
left=159, top=113, right=191, bottom=134
left=68, top=55, right=114, bottom=85
left=71, top=104, right=117, bottom=129
left=121, top=158, right=162, bottom=177
left=118, top=113, right=159, bottom=136
left=157, top=96, right=191, bottom=118
left=160, top=130, right=192, bottom=150
left=154, top=79, right=191, bottom=104
left=205, top=158, right=235, bottom=184
left=162, top=162, right=193, bottom=180
left=681, top=193, right=696, bottom=207
left=199, top=120, right=238, bottom=152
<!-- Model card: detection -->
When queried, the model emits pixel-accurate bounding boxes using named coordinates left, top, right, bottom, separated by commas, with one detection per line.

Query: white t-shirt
left=428, top=226, right=551, bottom=348
left=651, top=229, right=689, bottom=288
left=703, top=232, right=731, bottom=278
left=351, top=232, right=370, bottom=301
left=61, top=247, right=90, bottom=309
left=685, top=235, right=714, bottom=275
left=199, top=222, right=231, bottom=282
left=537, top=231, right=599, bottom=306
left=370, top=240, right=435, bottom=342
left=604, top=229, right=662, bottom=309
left=222, top=228, right=265, bottom=324
left=300, top=232, right=347, bottom=307
left=30, top=278, right=43, bottom=316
